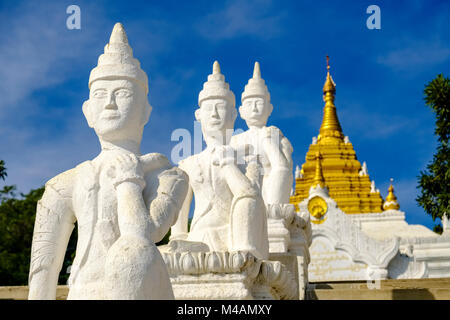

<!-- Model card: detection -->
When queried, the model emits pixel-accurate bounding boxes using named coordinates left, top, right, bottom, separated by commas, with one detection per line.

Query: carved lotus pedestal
left=160, top=250, right=297, bottom=300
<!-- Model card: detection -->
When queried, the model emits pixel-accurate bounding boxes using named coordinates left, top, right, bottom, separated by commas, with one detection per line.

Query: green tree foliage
left=0, top=186, right=44, bottom=285
left=0, top=160, right=6, bottom=181
left=417, top=74, right=450, bottom=233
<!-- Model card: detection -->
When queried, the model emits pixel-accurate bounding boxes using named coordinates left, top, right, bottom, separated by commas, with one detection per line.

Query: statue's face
left=240, top=97, right=272, bottom=127
left=84, top=79, right=150, bottom=140
left=196, top=98, right=236, bottom=135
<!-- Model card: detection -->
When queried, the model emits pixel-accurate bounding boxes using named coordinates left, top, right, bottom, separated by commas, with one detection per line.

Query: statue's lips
left=100, top=111, right=121, bottom=120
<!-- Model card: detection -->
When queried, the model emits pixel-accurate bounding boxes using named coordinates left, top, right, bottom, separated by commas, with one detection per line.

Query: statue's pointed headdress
left=89, top=23, right=149, bottom=94
left=241, top=62, right=271, bottom=103
left=198, top=61, right=235, bottom=107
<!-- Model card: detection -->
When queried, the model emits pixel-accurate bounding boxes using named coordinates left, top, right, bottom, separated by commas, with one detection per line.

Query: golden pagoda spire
left=312, top=152, right=325, bottom=188
left=290, top=57, right=385, bottom=215
left=318, top=56, right=344, bottom=144
left=383, top=178, right=400, bottom=210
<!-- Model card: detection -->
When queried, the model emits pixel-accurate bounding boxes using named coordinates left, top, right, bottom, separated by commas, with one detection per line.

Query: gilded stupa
left=290, top=57, right=385, bottom=214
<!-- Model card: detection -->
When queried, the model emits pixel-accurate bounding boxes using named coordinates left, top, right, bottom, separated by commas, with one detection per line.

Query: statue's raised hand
left=263, top=126, right=283, bottom=142
left=140, top=153, right=170, bottom=173
left=211, top=145, right=236, bottom=167
left=107, top=153, right=146, bottom=190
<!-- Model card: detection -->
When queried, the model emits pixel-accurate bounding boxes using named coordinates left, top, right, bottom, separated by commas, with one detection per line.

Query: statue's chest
left=72, top=163, right=118, bottom=234
left=188, top=158, right=231, bottom=199
left=97, top=171, right=118, bottom=221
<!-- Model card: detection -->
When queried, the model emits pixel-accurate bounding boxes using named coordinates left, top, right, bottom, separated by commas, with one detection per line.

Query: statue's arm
left=220, top=154, right=257, bottom=197
left=169, top=160, right=192, bottom=241
left=263, top=126, right=292, bottom=169
left=28, top=180, right=76, bottom=300
left=280, top=136, right=294, bottom=168
left=111, top=154, right=189, bottom=243
left=148, top=167, right=189, bottom=243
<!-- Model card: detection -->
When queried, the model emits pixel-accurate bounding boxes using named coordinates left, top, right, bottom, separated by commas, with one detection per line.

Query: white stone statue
left=344, top=136, right=350, bottom=144
left=28, top=23, right=189, bottom=300
left=370, top=180, right=376, bottom=193
left=228, top=63, right=310, bottom=299
left=170, top=61, right=269, bottom=260
left=359, top=161, right=368, bottom=176
left=443, top=213, right=450, bottom=235
left=295, top=165, right=302, bottom=179
left=230, top=62, right=293, bottom=205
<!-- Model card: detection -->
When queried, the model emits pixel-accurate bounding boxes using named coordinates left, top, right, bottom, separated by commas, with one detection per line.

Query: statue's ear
left=194, top=108, right=201, bottom=122
left=238, top=105, right=244, bottom=118
left=268, top=103, right=274, bottom=117
left=82, top=100, right=94, bottom=128
left=142, top=100, right=152, bottom=126
left=231, top=107, right=237, bottom=122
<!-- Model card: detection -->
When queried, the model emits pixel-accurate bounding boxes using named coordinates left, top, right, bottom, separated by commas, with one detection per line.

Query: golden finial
left=312, top=152, right=326, bottom=188
left=383, top=178, right=400, bottom=210
left=318, top=55, right=344, bottom=144
left=323, top=55, right=336, bottom=93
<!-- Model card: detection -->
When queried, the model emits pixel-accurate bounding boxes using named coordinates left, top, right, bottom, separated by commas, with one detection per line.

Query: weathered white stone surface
left=165, top=61, right=308, bottom=300
left=299, top=185, right=399, bottom=282
left=351, top=210, right=450, bottom=279
left=303, top=182, right=450, bottom=281
left=229, top=62, right=311, bottom=298
left=442, top=213, right=450, bottom=236
left=230, top=62, right=293, bottom=206
left=170, top=61, right=269, bottom=260
left=28, top=23, right=189, bottom=300
left=161, top=250, right=297, bottom=300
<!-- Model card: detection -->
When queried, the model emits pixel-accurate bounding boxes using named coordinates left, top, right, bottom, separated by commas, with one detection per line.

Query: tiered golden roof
left=290, top=57, right=385, bottom=214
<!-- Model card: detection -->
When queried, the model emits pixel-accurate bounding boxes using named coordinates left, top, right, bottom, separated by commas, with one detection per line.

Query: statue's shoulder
left=45, top=165, right=81, bottom=198
left=230, top=130, right=250, bottom=146
left=177, top=154, right=199, bottom=171
left=266, top=125, right=284, bottom=135
left=141, top=152, right=170, bottom=174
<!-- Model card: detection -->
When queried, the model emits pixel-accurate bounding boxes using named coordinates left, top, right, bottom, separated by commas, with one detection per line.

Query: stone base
left=161, top=250, right=297, bottom=300
left=306, top=278, right=450, bottom=300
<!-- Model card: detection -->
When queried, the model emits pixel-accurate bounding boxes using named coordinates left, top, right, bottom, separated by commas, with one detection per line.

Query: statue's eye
left=92, top=90, right=107, bottom=98
left=115, top=89, right=132, bottom=98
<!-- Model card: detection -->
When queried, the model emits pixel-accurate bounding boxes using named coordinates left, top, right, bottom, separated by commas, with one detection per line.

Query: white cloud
left=377, top=40, right=450, bottom=72
left=338, top=103, right=420, bottom=140
left=196, top=0, right=285, bottom=40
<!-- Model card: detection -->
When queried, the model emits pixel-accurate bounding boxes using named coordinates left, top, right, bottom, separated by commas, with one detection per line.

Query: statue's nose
left=104, top=94, right=117, bottom=110
left=211, top=106, right=220, bottom=118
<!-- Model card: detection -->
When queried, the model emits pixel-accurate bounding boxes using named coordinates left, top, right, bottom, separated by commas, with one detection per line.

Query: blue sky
left=0, top=0, right=448, bottom=229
